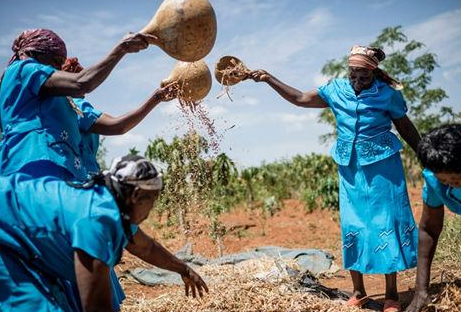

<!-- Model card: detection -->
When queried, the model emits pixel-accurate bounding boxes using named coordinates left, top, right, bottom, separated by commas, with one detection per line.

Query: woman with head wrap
left=249, top=46, right=421, bottom=312
left=0, top=28, right=158, bottom=180
left=0, top=155, right=208, bottom=311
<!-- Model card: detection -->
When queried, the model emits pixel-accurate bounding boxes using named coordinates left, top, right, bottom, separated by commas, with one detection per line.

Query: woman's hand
left=154, top=82, right=178, bottom=102
left=249, top=69, right=270, bottom=82
left=181, top=265, right=209, bottom=298
left=117, top=32, right=159, bottom=54
left=405, top=292, right=430, bottom=312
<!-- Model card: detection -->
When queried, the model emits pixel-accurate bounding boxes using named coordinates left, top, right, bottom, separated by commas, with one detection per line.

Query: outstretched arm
left=393, top=115, right=421, bottom=153
left=74, top=249, right=113, bottom=312
left=405, top=203, right=444, bottom=312
left=126, top=229, right=209, bottom=298
left=90, top=83, right=177, bottom=135
left=40, top=33, right=159, bottom=98
left=249, top=70, right=328, bottom=108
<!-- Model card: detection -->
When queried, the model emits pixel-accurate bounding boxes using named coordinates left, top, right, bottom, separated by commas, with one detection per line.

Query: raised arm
left=126, top=229, right=209, bottom=298
left=249, top=70, right=328, bottom=108
left=40, top=33, right=159, bottom=98
left=393, top=115, right=421, bottom=153
left=74, top=249, right=113, bottom=312
left=90, top=83, right=177, bottom=135
left=405, top=203, right=444, bottom=312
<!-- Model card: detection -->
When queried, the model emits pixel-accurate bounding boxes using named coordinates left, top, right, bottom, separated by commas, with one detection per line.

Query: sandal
left=383, top=299, right=401, bottom=312
left=346, top=295, right=369, bottom=308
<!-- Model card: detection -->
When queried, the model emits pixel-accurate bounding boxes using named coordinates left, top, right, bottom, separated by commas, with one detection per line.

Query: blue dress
left=422, top=169, right=461, bottom=214
left=0, top=60, right=124, bottom=309
left=74, top=98, right=102, bottom=176
left=0, top=59, right=88, bottom=180
left=317, top=78, right=418, bottom=274
left=0, top=174, right=137, bottom=312
left=72, top=98, right=129, bottom=309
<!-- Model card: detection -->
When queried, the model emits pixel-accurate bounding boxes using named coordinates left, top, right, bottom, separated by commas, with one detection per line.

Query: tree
left=319, top=26, right=461, bottom=183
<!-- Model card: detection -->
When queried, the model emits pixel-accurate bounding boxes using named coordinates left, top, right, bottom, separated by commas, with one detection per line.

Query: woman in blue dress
left=0, top=28, right=158, bottom=180
left=0, top=29, right=166, bottom=311
left=250, top=46, right=421, bottom=311
left=0, top=154, right=208, bottom=312
left=406, top=124, right=461, bottom=312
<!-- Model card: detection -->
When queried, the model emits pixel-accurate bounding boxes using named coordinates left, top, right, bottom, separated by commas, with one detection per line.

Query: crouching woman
left=0, top=154, right=208, bottom=312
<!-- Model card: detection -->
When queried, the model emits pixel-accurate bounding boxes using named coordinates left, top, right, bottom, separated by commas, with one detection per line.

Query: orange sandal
left=346, top=296, right=369, bottom=308
left=383, top=299, right=401, bottom=312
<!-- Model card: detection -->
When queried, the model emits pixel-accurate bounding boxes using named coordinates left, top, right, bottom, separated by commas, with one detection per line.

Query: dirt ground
left=117, top=185, right=443, bottom=309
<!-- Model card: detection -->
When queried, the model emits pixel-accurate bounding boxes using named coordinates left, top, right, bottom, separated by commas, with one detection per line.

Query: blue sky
left=1, top=0, right=460, bottom=167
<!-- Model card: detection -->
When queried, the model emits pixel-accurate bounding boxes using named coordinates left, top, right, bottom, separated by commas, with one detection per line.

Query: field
left=118, top=185, right=461, bottom=312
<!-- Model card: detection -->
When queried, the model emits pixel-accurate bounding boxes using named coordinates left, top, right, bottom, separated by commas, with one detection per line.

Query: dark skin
left=406, top=173, right=461, bottom=312
left=75, top=187, right=208, bottom=312
left=405, top=203, right=444, bottom=312
left=21, top=32, right=159, bottom=98
left=250, top=67, right=421, bottom=303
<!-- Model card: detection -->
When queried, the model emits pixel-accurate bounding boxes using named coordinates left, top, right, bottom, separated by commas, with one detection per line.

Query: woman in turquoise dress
left=406, top=124, right=461, bottom=312
left=0, top=28, right=158, bottom=180
left=250, top=46, right=421, bottom=311
left=0, top=155, right=208, bottom=312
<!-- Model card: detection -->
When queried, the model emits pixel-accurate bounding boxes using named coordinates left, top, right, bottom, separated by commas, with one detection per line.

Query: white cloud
left=241, top=97, right=260, bottom=106
left=280, top=112, right=318, bottom=131
left=313, top=73, right=329, bottom=87
left=443, top=66, right=461, bottom=82
left=206, top=104, right=229, bottom=117
left=367, top=0, right=396, bottom=10
left=406, top=9, right=461, bottom=67
left=215, top=7, right=336, bottom=69
left=106, top=132, right=147, bottom=147
left=213, top=0, right=280, bottom=20
left=159, top=100, right=182, bottom=116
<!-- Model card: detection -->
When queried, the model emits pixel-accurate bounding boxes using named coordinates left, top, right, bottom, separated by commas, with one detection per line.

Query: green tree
left=319, top=26, right=461, bottom=182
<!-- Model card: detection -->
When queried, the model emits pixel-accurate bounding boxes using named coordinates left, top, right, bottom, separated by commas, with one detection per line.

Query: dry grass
left=121, top=259, right=365, bottom=312
left=422, top=269, right=461, bottom=312
left=120, top=260, right=461, bottom=312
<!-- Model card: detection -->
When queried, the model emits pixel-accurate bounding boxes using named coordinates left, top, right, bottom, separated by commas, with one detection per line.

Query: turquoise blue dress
left=74, top=98, right=102, bottom=176
left=0, top=59, right=125, bottom=310
left=72, top=98, right=129, bottom=309
left=0, top=59, right=87, bottom=180
left=422, top=169, right=461, bottom=214
left=317, top=78, right=418, bottom=274
left=0, top=174, right=137, bottom=312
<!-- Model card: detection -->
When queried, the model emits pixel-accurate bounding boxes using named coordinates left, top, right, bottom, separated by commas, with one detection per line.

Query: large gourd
left=161, top=60, right=212, bottom=103
left=141, top=0, right=217, bottom=62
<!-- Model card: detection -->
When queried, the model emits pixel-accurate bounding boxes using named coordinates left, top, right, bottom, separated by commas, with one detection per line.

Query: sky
left=1, top=0, right=460, bottom=168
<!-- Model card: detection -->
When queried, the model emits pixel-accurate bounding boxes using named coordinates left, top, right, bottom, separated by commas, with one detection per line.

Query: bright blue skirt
left=338, top=151, right=417, bottom=274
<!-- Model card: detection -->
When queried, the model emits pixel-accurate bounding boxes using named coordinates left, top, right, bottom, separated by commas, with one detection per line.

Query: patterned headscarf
left=348, top=45, right=402, bottom=90
left=8, top=29, right=67, bottom=65
left=348, top=46, right=380, bottom=70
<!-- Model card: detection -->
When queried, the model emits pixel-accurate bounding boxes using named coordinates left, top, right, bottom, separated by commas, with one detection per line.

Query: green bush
left=435, top=215, right=461, bottom=265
